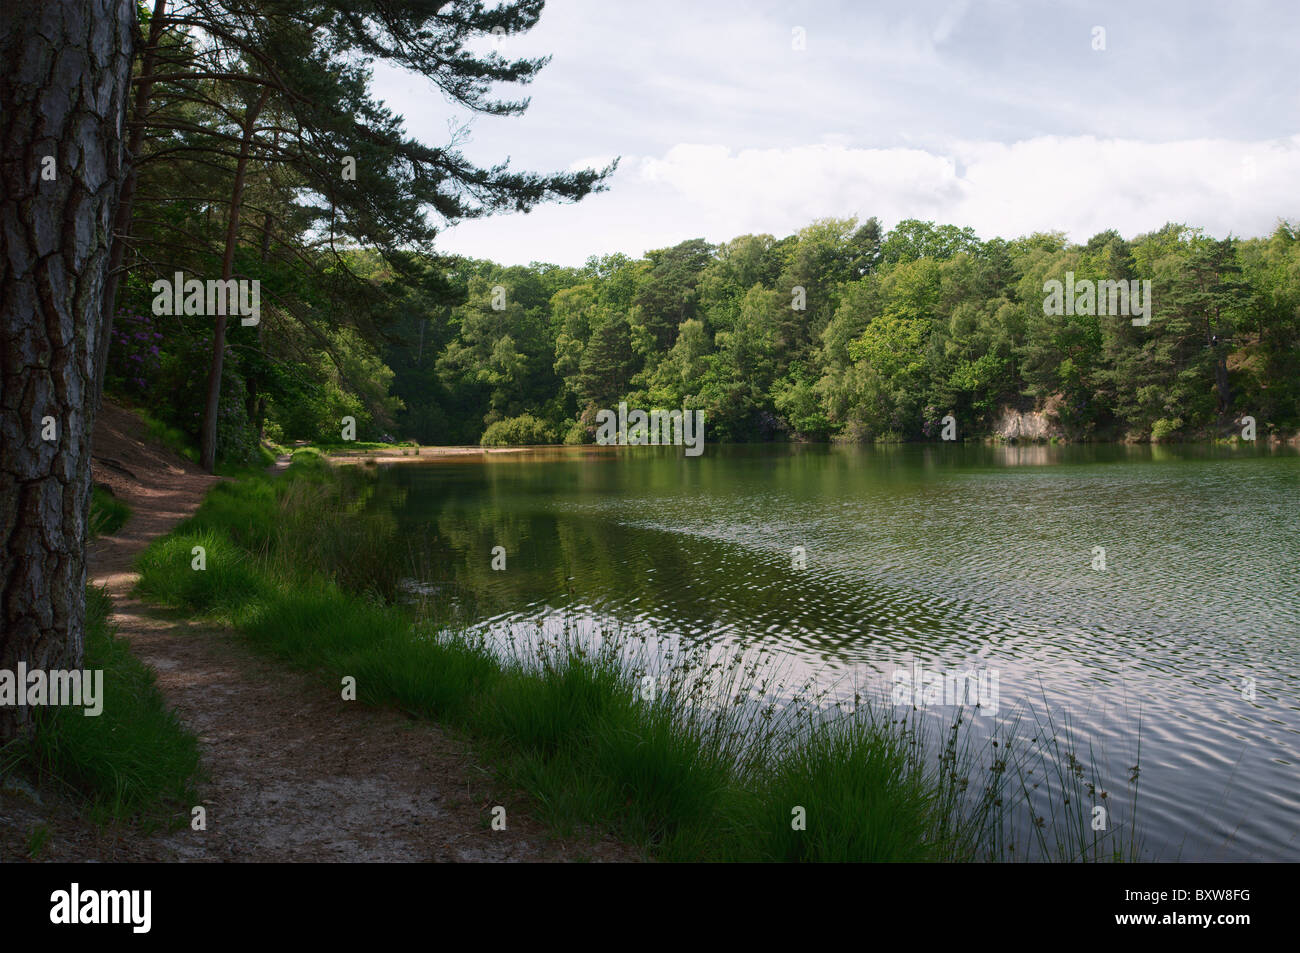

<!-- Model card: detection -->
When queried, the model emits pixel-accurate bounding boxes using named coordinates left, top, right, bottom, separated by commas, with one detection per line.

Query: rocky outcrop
left=991, top=403, right=1062, bottom=442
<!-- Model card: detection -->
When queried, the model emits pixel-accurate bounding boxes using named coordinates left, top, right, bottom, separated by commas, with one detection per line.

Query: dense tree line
left=114, top=189, right=1300, bottom=452
left=368, top=218, right=1300, bottom=447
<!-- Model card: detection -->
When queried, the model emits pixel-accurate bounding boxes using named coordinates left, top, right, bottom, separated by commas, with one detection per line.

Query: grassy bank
left=132, top=452, right=1141, bottom=861
left=89, top=485, right=131, bottom=536
left=2, top=489, right=200, bottom=831
left=116, top=402, right=279, bottom=476
left=0, top=586, right=203, bottom=829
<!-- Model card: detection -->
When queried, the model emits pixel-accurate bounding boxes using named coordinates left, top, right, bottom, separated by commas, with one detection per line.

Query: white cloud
left=932, top=0, right=973, bottom=45
left=436, top=135, right=1300, bottom=265
left=393, top=1, right=1300, bottom=265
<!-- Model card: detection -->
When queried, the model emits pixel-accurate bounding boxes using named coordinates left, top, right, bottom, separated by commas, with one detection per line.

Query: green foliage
left=89, top=487, right=130, bottom=537
left=215, top=375, right=262, bottom=467
left=113, top=189, right=1300, bottom=448
left=135, top=531, right=271, bottom=612
left=480, top=413, right=559, bottom=446
left=128, top=405, right=199, bottom=464
left=1150, top=417, right=1183, bottom=442
left=881, top=219, right=981, bottom=265
left=602, top=219, right=1297, bottom=442
left=758, top=715, right=938, bottom=861
left=772, top=364, right=831, bottom=439
left=103, top=1, right=615, bottom=471
left=563, top=420, right=591, bottom=445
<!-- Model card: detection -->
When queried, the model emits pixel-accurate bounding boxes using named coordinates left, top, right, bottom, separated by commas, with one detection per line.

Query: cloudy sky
left=372, top=0, right=1300, bottom=266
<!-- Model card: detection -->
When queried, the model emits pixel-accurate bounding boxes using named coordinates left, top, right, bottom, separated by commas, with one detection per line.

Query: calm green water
left=361, top=443, right=1300, bottom=861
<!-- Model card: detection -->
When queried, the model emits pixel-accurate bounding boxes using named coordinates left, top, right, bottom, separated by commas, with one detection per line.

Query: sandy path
left=1, top=404, right=634, bottom=862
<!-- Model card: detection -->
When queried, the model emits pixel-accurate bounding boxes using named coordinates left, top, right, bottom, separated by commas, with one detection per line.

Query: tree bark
left=0, top=0, right=137, bottom=742
left=199, top=87, right=267, bottom=473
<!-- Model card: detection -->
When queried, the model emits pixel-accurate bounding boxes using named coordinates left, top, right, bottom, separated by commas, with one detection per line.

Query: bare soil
left=0, top=402, right=639, bottom=862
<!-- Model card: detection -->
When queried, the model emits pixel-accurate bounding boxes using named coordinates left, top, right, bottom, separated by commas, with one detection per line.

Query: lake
left=359, top=442, right=1300, bottom=861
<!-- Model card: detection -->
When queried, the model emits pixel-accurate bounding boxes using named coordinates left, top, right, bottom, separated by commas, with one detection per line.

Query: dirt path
left=3, top=404, right=635, bottom=862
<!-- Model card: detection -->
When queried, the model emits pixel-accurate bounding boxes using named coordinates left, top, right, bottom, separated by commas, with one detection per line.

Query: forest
left=119, top=210, right=1300, bottom=458
left=85, top=11, right=1300, bottom=466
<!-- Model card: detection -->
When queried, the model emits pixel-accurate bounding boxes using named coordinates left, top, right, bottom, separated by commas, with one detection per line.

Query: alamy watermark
left=892, top=661, right=1000, bottom=716
left=50, top=883, right=150, bottom=933
left=595, top=402, right=705, bottom=456
left=151, top=270, right=260, bottom=326
left=1043, top=271, right=1151, bottom=326
left=0, top=663, right=103, bottom=716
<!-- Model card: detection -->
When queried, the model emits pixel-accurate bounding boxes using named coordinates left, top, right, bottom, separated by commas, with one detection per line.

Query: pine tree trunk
left=246, top=200, right=274, bottom=437
left=0, top=0, right=136, bottom=742
left=199, top=88, right=267, bottom=473
left=93, top=0, right=168, bottom=410
left=1214, top=351, right=1232, bottom=419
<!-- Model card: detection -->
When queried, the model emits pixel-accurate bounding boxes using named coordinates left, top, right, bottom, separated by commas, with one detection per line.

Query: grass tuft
left=0, top=586, right=203, bottom=828
left=89, top=485, right=130, bottom=537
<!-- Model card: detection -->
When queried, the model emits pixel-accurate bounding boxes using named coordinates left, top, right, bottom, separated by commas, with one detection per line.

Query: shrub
left=1150, top=417, right=1183, bottom=443
left=480, top=414, right=558, bottom=446
left=563, top=420, right=590, bottom=445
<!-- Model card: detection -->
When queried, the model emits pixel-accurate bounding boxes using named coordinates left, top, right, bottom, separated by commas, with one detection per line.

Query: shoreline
left=3, top=404, right=633, bottom=862
left=318, top=433, right=1300, bottom=467
left=121, top=448, right=1148, bottom=862
left=326, top=446, right=531, bottom=465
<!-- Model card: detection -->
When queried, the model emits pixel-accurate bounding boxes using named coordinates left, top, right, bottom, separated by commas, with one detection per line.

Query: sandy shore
left=326, top=445, right=532, bottom=465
